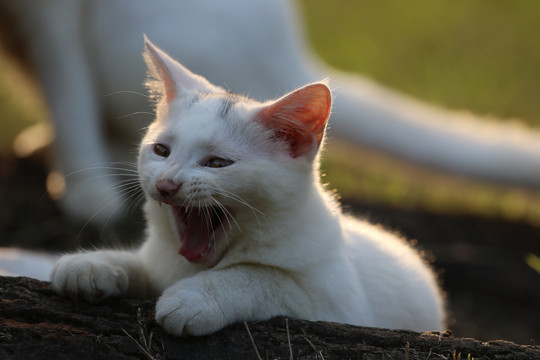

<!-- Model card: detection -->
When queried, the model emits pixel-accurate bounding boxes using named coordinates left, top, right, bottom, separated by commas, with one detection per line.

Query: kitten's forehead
left=170, top=92, right=242, bottom=120
left=144, top=91, right=261, bottom=158
left=187, top=93, right=239, bottom=122
left=164, top=93, right=246, bottom=143
left=220, top=94, right=242, bottom=119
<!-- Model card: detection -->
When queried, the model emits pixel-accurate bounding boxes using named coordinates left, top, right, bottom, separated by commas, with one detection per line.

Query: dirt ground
left=1, top=153, right=539, bottom=345
left=2, top=277, right=539, bottom=359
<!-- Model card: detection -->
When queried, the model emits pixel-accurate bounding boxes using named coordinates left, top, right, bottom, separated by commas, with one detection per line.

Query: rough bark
left=0, top=277, right=538, bottom=360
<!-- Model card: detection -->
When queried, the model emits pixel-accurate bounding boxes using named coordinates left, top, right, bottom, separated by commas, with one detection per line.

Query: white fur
left=2, top=0, right=540, bottom=222
left=50, top=41, right=444, bottom=336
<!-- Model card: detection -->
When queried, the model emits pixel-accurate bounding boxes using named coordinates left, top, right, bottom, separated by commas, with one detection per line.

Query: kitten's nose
left=156, top=179, right=181, bottom=198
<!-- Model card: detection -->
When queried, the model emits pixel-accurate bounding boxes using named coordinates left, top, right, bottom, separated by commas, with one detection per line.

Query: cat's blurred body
left=2, top=0, right=540, bottom=223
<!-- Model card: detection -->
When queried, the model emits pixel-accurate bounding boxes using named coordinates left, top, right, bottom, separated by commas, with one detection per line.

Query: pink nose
left=156, top=179, right=181, bottom=198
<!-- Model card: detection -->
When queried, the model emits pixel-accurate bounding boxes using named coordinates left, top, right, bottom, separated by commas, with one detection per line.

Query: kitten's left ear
left=257, top=83, right=332, bottom=158
left=143, top=35, right=218, bottom=102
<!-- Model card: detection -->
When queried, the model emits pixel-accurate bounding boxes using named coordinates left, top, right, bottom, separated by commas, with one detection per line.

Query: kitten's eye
left=204, top=157, right=234, bottom=168
left=153, top=143, right=170, bottom=158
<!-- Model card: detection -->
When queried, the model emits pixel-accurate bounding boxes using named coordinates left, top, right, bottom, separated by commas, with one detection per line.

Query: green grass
left=300, top=0, right=540, bottom=126
left=0, top=53, right=47, bottom=152
left=300, top=0, right=540, bottom=223
left=321, top=141, right=540, bottom=225
left=2, top=2, right=540, bottom=223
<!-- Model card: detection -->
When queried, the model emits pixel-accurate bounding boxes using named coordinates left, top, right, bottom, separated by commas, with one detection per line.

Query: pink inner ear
left=258, top=83, right=332, bottom=158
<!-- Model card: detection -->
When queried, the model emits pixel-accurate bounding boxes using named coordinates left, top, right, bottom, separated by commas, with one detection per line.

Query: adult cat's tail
left=324, top=70, right=540, bottom=187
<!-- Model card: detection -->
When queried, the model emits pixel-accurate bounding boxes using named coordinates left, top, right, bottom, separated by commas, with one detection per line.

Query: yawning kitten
left=50, top=37, right=444, bottom=336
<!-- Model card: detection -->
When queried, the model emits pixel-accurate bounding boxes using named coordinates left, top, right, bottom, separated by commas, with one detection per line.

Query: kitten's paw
left=50, top=253, right=128, bottom=303
left=155, top=286, right=226, bottom=336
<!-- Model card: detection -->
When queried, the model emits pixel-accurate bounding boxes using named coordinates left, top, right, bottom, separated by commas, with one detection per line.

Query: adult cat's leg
left=26, top=2, right=126, bottom=223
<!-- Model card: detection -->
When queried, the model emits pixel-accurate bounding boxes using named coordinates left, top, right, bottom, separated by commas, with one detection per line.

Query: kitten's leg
left=50, top=250, right=149, bottom=303
left=155, top=265, right=312, bottom=336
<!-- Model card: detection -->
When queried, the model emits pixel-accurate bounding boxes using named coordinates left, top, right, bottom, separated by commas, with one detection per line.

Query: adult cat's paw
left=155, top=285, right=227, bottom=336
left=50, top=252, right=128, bottom=303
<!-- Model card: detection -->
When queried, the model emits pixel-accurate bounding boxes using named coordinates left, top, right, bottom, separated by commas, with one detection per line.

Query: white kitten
left=50, top=38, right=444, bottom=336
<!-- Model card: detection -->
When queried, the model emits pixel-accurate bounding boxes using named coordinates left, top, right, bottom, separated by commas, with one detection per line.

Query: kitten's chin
left=170, top=204, right=231, bottom=263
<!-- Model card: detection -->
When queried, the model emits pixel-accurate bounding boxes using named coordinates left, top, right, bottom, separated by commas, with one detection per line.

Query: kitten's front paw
left=50, top=253, right=128, bottom=303
left=155, top=285, right=226, bottom=336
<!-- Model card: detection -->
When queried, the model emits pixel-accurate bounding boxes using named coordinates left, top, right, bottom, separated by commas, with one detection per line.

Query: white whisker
left=114, top=184, right=143, bottom=205
left=210, top=195, right=240, bottom=232
left=129, top=192, right=147, bottom=213
left=181, top=193, right=196, bottom=212
left=213, top=188, right=264, bottom=225
left=103, top=90, right=151, bottom=98
left=76, top=185, right=133, bottom=242
left=64, top=161, right=143, bottom=243
left=63, top=173, right=139, bottom=206
left=216, top=189, right=264, bottom=214
left=209, top=199, right=233, bottom=258
left=203, top=206, right=212, bottom=229
left=117, top=111, right=156, bottom=120
left=61, top=161, right=139, bottom=177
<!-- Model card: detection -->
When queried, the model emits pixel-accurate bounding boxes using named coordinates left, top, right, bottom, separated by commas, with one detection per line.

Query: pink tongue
left=178, top=209, right=212, bottom=262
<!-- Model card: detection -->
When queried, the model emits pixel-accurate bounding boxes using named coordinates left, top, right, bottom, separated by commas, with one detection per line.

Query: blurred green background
left=300, top=0, right=540, bottom=224
left=2, top=0, right=540, bottom=223
left=301, top=0, right=540, bottom=124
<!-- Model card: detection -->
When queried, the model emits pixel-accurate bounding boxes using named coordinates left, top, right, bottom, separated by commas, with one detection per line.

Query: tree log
left=0, top=276, right=538, bottom=360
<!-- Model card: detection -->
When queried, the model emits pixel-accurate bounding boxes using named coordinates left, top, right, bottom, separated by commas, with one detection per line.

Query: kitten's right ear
left=143, top=35, right=218, bottom=102
left=257, top=83, right=332, bottom=158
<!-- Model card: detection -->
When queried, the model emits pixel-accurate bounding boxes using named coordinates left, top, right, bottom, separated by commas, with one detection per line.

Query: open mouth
left=171, top=205, right=229, bottom=262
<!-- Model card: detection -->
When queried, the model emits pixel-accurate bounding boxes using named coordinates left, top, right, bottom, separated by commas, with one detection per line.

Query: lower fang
left=201, top=242, right=213, bottom=258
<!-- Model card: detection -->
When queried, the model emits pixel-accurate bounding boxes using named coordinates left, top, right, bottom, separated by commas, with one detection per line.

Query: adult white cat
left=3, top=0, right=540, bottom=224
left=50, top=38, right=444, bottom=336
